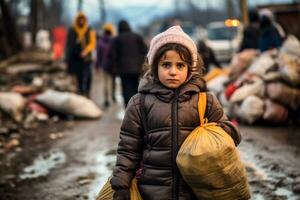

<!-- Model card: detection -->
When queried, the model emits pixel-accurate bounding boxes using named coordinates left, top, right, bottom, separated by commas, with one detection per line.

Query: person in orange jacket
left=65, top=12, right=96, bottom=97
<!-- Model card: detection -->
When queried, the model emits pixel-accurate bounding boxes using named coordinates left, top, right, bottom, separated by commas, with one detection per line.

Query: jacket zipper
left=171, top=90, right=179, bottom=200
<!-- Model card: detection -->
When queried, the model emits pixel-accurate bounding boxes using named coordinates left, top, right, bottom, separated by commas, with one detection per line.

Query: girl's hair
left=143, top=43, right=204, bottom=80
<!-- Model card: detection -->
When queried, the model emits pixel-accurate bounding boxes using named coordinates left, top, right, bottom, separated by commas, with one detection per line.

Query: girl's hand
left=113, top=189, right=130, bottom=200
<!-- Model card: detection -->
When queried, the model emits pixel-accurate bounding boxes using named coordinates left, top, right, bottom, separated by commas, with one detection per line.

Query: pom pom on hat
left=147, top=25, right=198, bottom=67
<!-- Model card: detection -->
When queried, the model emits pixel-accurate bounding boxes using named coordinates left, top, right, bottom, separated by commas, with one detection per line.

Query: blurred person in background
left=259, top=8, right=286, bottom=41
left=65, top=12, right=96, bottom=97
left=239, top=9, right=260, bottom=51
left=258, top=12, right=283, bottom=52
left=96, top=23, right=116, bottom=107
left=197, top=40, right=221, bottom=73
left=109, top=20, right=147, bottom=107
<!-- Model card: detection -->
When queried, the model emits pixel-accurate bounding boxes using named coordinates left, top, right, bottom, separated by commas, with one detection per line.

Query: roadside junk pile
left=0, top=50, right=102, bottom=153
left=205, top=35, right=300, bottom=125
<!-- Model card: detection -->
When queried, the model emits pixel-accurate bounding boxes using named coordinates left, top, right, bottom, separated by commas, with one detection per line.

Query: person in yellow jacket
left=65, top=12, right=96, bottom=97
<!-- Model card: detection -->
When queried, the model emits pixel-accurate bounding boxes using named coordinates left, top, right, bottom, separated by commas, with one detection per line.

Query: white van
left=205, top=20, right=243, bottom=62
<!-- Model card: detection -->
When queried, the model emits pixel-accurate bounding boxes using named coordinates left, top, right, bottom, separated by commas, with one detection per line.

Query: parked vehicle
left=205, top=20, right=243, bottom=62
left=180, top=21, right=205, bottom=43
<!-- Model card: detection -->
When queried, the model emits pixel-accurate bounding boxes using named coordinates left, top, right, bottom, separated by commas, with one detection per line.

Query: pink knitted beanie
left=147, top=25, right=198, bottom=67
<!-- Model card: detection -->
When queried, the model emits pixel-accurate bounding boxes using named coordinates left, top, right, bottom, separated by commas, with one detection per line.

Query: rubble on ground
left=0, top=50, right=101, bottom=154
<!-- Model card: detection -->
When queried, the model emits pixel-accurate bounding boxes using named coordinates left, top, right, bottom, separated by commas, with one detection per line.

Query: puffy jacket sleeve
left=205, top=92, right=242, bottom=146
left=111, top=94, right=143, bottom=189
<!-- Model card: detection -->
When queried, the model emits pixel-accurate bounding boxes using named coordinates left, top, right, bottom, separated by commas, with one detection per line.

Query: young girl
left=110, top=26, right=241, bottom=200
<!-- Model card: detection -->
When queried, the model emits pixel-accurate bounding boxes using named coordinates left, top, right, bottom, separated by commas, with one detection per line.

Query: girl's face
left=158, top=50, right=188, bottom=89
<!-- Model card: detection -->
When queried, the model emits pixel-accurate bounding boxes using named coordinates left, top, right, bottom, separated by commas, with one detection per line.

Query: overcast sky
left=65, top=0, right=298, bottom=30
left=67, top=0, right=225, bottom=29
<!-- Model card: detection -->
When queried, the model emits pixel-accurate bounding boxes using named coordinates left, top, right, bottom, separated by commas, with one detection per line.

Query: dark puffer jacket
left=111, top=72, right=241, bottom=200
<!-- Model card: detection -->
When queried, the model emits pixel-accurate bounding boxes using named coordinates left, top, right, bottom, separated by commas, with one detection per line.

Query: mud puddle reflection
left=19, top=149, right=66, bottom=180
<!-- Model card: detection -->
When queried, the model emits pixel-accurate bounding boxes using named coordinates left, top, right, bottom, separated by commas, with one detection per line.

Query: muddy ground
left=0, top=73, right=300, bottom=200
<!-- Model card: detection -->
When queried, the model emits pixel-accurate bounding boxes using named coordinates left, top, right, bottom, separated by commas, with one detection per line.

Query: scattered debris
left=49, top=132, right=64, bottom=140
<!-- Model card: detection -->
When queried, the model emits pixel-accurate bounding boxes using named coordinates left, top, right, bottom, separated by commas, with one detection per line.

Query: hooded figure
left=65, top=12, right=96, bottom=97
left=258, top=14, right=283, bottom=52
left=109, top=20, right=147, bottom=107
left=239, top=9, right=260, bottom=51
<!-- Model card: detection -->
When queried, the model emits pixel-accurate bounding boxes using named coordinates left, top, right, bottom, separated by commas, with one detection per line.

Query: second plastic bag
left=96, top=176, right=142, bottom=200
left=176, top=92, right=250, bottom=200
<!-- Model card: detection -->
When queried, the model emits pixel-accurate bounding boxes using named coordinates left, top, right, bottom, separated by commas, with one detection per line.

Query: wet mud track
left=1, top=111, right=299, bottom=200
left=240, top=126, right=300, bottom=200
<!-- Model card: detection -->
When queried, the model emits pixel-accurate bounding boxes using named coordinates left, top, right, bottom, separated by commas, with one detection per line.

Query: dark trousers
left=120, top=74, right=139, bottom=107
left=76, top=64, right=92, bottom=97
left=104, top=73, right=116, bottom=105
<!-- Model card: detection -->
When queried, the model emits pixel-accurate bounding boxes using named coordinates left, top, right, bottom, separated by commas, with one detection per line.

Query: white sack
left=237, top=96, right=264, bottom=124
left=280, top=35, right=300, bottom=57
left=0, top=92, right=26, bottom=122
left=207, top=75, right=228, bottom=96
left=36, top=90, right=102, bottom=118
left=247, top=53, right=275, bottom=76
left=230, top=78, right=265, bottom=103
left=279, top=54, right=300, bottom=86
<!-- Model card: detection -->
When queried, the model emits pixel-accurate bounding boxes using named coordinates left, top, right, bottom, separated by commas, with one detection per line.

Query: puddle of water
left=87, top=150, right=116, bottom=200
left=19, top=150, right=66, bottom=180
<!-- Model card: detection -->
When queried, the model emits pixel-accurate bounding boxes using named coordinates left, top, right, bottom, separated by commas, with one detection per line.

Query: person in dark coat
left=239, top=9, right=260, bottom=51
left=111, top=26, right=241, bottom=200
left=65, top=12, right=96, bottom=97
left=197, top=40, right=221, bottom=73
left=109, top=20, right=147, bottom=107
left=258, top=14, right=283, bottom=52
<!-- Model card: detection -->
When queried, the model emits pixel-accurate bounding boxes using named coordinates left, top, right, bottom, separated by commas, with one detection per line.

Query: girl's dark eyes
left=177, top=63, right=185, bottom=69
left=161, top=62, right=171, bottom=68
left=160, top=62, right=187, bottom=70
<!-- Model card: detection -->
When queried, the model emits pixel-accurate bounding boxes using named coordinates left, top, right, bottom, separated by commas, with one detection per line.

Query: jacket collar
left=138, top=71, right=206, bottom=103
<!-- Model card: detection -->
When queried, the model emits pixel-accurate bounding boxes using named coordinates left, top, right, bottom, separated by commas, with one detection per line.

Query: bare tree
left=0, top=0, right=22, bottom=59
left=30, top=0, right=38, bottom=46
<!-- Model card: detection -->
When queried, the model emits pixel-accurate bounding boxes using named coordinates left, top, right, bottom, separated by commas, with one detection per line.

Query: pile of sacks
left=0, top=60, right=102, bottom=124
left=206, top=35, right=300, bottom=124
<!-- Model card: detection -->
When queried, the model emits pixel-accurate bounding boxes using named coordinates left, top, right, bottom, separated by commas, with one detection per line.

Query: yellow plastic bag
left=96, top=176, right=142, bottom=200
left=176, top=92, right=250, bottom=200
